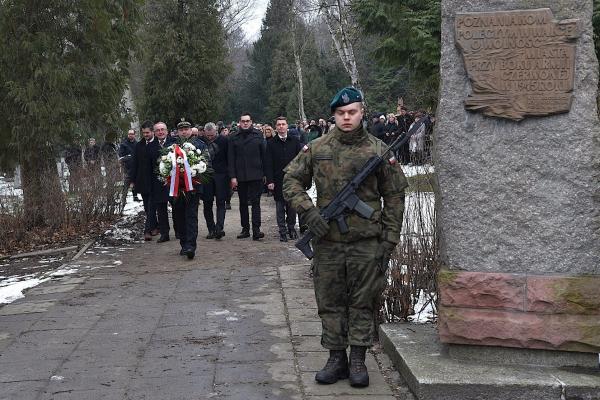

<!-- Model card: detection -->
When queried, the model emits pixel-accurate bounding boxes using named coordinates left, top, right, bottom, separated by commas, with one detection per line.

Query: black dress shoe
left=157, top=235, right=170, bottom=243
left=288, top=229, right=298, bottom=239
left=279, top=233, right=288, bottom=242
left=237, top=230, right=250, bottom=239
left=185, top=249, right=195, bottom=260
left=206, top=231, right=215, bottom=239
left=214, top=230, right=225, bottom=239
left=225, top=202, right=232, bottom=210
left=179, top=248, right=185, bottom=256
left=252, top=231, right=265, bottom=241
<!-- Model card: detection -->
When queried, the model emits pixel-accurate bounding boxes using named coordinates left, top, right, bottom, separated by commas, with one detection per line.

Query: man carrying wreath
left=169, top=118, right=208, bottom=259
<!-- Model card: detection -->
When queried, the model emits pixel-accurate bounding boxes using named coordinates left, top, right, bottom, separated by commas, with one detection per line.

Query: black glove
left=303, top=207, right=329, bottom=239
left=375, top=240, right=396, bottom=273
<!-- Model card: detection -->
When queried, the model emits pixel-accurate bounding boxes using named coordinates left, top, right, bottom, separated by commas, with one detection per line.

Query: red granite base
left=438, top=269, right=600, bottom=353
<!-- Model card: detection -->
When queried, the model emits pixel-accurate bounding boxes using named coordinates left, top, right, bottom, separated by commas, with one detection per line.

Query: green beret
left=330, top=87, right=363, bottom=112
left=177, top=117, right=192, bottom=129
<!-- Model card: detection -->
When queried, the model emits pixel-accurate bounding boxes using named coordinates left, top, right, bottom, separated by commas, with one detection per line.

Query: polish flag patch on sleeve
left=302, top=145, right=309, bottom=152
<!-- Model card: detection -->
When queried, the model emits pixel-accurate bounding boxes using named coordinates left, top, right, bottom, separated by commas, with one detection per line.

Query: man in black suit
left=130, top=121, right=159, bottom=241
left=151, top=121, right=176, bottom=243
left=228, top=112, right=266, bottom=240
left=265, top=116, right=303, bottom=242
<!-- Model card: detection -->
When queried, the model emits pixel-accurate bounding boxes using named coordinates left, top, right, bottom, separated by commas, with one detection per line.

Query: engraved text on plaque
left=455, top=9, right=580, bottom=121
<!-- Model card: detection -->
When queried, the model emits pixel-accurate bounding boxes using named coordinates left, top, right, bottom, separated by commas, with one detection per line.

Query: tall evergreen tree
left=237, top=0, right=293, bottom=122
left=140, top=0, right=231, bottom=125
left=0, top=0, right=142, bottom=226
left=354, top=0, right=441, bottom=109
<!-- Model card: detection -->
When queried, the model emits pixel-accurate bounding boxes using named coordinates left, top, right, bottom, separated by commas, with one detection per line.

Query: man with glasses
left=228, top=112, right=266, bottom=240
left=152, top=121, right=175, bottom=243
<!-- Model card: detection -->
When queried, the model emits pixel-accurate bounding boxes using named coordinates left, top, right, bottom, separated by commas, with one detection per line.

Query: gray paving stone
left=214, top=360, right=296, bottom=384
left=290, top=321, right=322, bottom=337
left=0, top=300, right=57, bottom=315
left=27, top=284, right=80, bottom=295
left=126, top=376, right=215, bottom=400
left=0, top=380, right=47, bottom=400
left=287, top=307, right=320, bottom=322
left=38, top=388, right=127, bottom=400
left=292, top=336, right=324, bottom=352
left=214, top=381, right=302, bottom=400
left=0, top=359, right=61, bottom=382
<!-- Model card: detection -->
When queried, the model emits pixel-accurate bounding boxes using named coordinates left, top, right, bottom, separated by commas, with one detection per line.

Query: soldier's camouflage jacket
left=283, top=126, right=408, bottom=244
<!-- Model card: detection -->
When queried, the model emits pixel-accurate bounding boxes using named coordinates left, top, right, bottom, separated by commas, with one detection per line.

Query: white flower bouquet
left=157, top=143, right=212, bottom=197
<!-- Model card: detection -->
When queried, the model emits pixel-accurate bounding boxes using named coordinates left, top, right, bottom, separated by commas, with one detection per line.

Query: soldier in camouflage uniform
left=283, top=87, right=407, bottom=388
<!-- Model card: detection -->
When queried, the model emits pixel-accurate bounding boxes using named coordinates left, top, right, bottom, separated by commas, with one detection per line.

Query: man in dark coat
left=119, top=129, right=140, bottom=205
left=396, top=107, right=414, bottom=164
left=201, top=122, right=229, bottom=240
left=369, top=114, right=386, bottom=140
left=130, top=121, right=159, bottom=241
left=228, top=112, right=266, bottom=240
left=265, top=116, right=302, bottom=242
left=149, top=121, right=176, bottom=243
left=170, top=118, right=206, bottom=259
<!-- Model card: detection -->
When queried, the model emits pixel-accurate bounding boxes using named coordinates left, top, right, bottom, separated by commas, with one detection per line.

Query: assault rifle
left=295, top=116, right=430, bottom=259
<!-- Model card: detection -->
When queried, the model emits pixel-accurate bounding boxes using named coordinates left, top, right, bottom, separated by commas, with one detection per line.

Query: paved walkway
left=0, top=198, right=413, bottom=400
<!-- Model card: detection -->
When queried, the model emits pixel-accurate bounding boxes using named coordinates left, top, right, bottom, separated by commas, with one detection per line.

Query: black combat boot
left=315, top=350, right=349, bottom=384
left=349, top=346, right=369, bottom=387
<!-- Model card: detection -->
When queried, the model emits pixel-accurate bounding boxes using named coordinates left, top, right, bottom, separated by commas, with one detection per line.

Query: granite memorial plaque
left=456, top=8, right=580, bottom=120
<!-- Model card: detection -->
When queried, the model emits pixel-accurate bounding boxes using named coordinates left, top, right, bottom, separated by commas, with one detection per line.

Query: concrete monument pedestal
left=385, top=0, right=600, bottom=398
left=380, top=324, right=600, bottom=400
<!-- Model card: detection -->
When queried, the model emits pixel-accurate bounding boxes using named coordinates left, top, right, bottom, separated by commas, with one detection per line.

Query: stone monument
left=380, top=1, right=600, bottom=399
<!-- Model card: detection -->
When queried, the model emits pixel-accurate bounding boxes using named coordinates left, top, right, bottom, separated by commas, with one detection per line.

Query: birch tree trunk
left=290, top=0, right=306, bottom=121
left=290, top=13, right=307, bottom=122
left=320, top=0, right=366, bottom=107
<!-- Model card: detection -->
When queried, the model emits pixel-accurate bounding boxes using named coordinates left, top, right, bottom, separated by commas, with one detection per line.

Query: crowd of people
left=109, top=105, right=434, bottom=261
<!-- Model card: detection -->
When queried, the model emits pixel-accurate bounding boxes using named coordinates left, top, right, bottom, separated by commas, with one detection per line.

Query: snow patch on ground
left=50, top=267, right=78, bottom=277
left=0, top=277, right=49, bottom=304
left=0, top=263, right=83, bottom=304
left=122, top=192, right=144, bottom=216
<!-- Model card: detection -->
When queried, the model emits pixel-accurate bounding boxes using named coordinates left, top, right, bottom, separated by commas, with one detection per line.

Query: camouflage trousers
left=312, top=237, right=386, bottom=350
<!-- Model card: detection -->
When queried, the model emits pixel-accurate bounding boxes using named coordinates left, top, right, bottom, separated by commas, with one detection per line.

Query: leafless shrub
left=379, top=141, right=439, bottom=324
left=0, top=156, right=125, bottom=254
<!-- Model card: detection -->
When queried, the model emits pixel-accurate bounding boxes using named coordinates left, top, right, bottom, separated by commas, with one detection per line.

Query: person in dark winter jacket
left=369, top=115, right=386, bottom=140
left=228, top=112, right=266, bottom=240
left=130, top=121, right=159, bottom=241
left=201, top=122, right=229, bottom=240
left=265, top=116, right=303, bottom=242
left=119, top=129, right=140, bottom=205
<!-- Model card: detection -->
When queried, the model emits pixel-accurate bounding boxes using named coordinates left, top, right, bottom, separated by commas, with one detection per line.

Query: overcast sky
left=242, top=0, right=269, bottom=42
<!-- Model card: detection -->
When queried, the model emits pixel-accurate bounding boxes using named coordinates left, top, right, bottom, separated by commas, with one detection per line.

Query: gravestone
left=380, top=1, right=600, bottom=399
